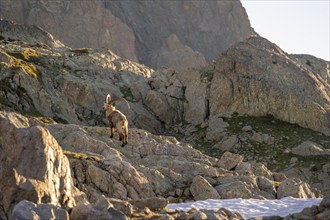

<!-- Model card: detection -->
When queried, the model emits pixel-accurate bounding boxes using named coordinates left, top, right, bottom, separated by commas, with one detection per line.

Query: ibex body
left=103, top=94, right=130, bottom=147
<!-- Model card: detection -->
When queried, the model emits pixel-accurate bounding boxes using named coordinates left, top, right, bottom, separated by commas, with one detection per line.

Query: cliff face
left=0, top=0, right=254, bottom=69
left=103, top=0, right=254, bottom=68
left=209, top=37, right=330, bottom=136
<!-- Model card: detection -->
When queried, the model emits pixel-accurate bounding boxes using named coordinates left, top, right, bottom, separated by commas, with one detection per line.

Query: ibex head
left=103, top=94, right=130, bottom=114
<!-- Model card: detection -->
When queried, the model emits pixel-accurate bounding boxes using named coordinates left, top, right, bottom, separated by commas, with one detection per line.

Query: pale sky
left=241, top=0, right=330, bottom=61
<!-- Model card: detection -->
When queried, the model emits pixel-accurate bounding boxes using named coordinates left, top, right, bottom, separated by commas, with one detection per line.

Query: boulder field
left=0, top=111, right=327, bottom=219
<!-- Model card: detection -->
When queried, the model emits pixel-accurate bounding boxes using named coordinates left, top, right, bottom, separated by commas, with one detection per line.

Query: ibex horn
left=106, top=94, right=111, bottom=104
left=109, top=97, right=130, bottom=109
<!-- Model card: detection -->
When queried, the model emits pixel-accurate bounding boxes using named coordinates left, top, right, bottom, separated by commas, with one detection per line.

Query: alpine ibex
left=103, top=94, right=130, bottom=147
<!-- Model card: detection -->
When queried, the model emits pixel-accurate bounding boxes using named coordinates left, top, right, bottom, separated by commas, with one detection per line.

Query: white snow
left=167, top=197, right=322, bottom=219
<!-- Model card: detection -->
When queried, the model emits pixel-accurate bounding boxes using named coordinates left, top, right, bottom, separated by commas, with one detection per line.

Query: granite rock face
left=209, top=37, right=330, bottom=135
left=0, top=0, right=254, bottom=69
left=0, top=112, right=79, bottom=215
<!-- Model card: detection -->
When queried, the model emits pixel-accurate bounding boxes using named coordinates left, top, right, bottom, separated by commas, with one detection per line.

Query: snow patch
left=167, top=197, right=322, bottom=219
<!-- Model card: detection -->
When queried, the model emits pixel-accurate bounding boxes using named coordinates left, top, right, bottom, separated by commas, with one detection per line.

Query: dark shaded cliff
left=0, top=0, right=254, bottom=69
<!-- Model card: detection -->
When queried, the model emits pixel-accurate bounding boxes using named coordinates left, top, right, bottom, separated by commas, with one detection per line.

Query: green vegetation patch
left=119, top=86, right=135, bottom=102
left=191, top=125, right=218, bottom=157
left=200, top=65, right=215, bottom=83
left=69, top=48, right=92, bottom=56
left=188, top=113, right=329, bottom=173
left=274, top=181, right=281, bottom=188
left=12, top=62, right=39, bottom=78
left=30, top=116, right=55, bottom=124
left=53, top=115, right=69, bottom=124
left=1, top=50, right=40, bottom=78
left=225, top=114, right=330, bottom=171
left=63, top=150, right=101, bottom=162
left=8, top=48, right=40, bottom=62
left=225, top=114, right=328, bottom=148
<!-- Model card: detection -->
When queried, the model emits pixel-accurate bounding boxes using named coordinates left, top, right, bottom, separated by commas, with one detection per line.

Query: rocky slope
left=0, top=20, right=329, bottom=219
left=0, top=0, right=254, bottom=69
left=0, top=111, right=325, bottom=220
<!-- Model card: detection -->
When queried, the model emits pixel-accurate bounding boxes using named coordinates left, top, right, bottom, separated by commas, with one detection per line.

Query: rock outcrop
left=209, top=37, right=330, bottom=136
left=0, top=20, right=159, bottom=133
left=0, top=20, right=65, bottom=49
left=291, top=54, right=330, bottom=85
left=0, top=0, right=254, bottom=69
left=0, top=111, right=80, bottom=215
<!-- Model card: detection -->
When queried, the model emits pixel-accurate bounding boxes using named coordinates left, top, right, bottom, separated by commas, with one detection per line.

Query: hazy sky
left=241, top=0, right=330, bottom=61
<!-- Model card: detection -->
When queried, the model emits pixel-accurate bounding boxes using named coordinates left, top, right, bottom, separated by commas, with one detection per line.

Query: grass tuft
left=63, top=150, right=102, bottom=162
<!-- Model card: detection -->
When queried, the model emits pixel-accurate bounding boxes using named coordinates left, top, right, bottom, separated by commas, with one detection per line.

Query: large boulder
left=213, top=135, right=239, bottom=151
left=209, top=36, right=330, bottom=135
left=215, top=181, right=254, bottom=199
left=144, top=90, right=174, bottom=125
left=206, top=116, right=229, bottom=141
left=277, top=178, right=316, bottom=199
left=214, top=171, right=277, bottom=199
left=70, top=196, right=126, bottom=220
left=257, top=176, right=276, bottom=196
left=12, top=200, right=69, bottom=220
left=0, top=111, right=79, bottom=215
left=217, top=151, right=243, bottom=170
left=292, top=141, right=330, bottom=156
left=190, top=176, right=221, bottom=200
left=235, top=161, right=273, bottom=180
left=176, top=69, right=209, bottom=125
